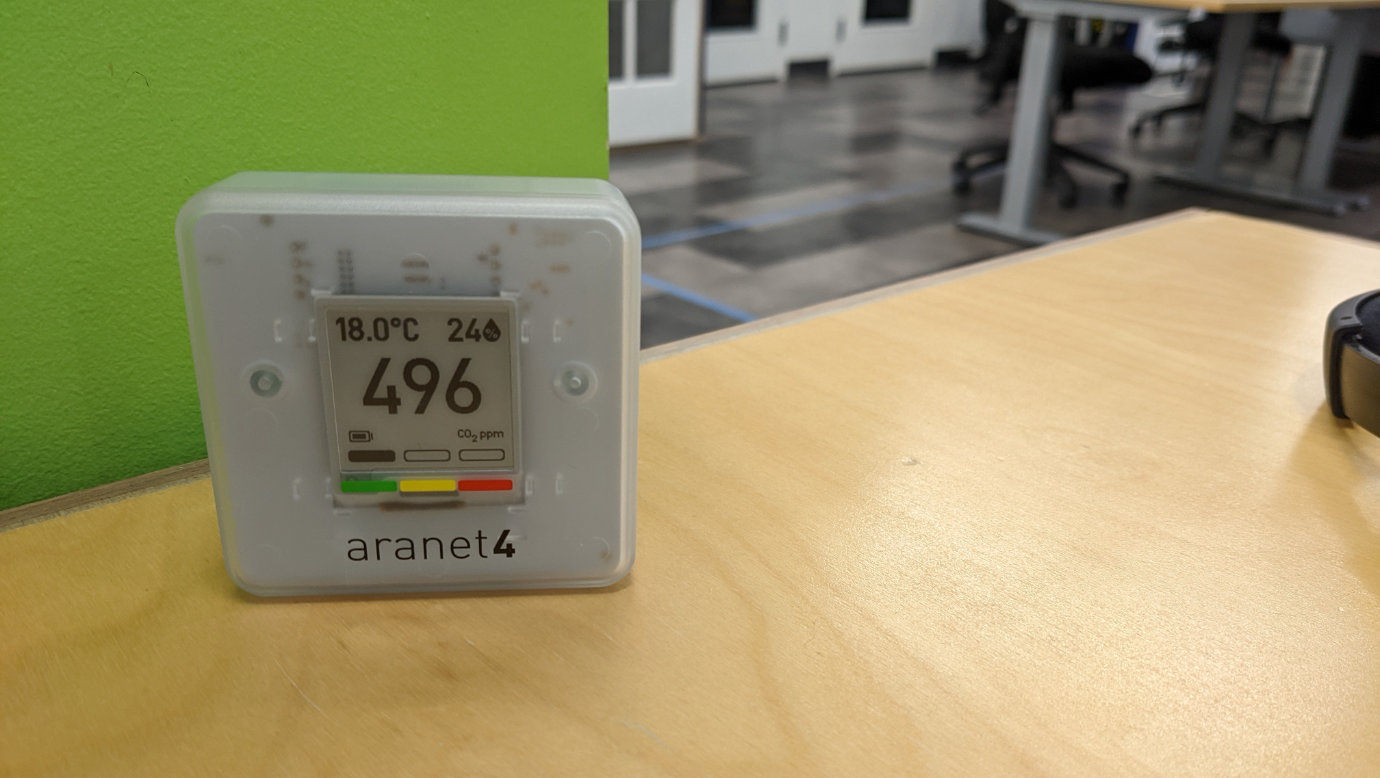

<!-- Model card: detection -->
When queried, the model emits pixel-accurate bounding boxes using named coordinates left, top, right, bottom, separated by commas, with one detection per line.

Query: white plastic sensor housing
left=177, top=172, right=639, bottom=596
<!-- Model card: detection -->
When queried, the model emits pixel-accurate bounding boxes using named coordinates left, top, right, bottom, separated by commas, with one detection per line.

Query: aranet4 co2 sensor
left=177, top=173, right=639, bottom=595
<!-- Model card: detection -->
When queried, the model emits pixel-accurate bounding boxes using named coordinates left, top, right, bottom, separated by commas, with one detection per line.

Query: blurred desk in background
left=961, top=0, right=1380, bottom=246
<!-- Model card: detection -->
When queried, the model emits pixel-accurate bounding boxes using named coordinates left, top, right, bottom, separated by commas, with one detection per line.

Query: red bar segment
left=456, top=479, right=514, bottom=492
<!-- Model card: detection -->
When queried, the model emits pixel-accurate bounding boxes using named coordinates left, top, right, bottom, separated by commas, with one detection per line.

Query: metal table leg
left=1160, top=11, right=1371, bottom=215
left=1196, top=12, right=1254, bottom=178
left=958, top=11, right=1066, bottom=246
left=1295, top=9, right=1371, bottom=209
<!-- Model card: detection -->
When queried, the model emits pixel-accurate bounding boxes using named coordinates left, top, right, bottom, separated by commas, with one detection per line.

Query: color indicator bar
left=458, top=479, right=514, bottom=492
left=399, top=479, right=460, bottom=494
left=339, top=478, right=515, bottom=494
left=340, top=480, right=397, bottom=494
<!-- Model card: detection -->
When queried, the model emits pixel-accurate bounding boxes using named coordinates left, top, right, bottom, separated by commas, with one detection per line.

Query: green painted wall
left=0, top=2, right=608, bottom=510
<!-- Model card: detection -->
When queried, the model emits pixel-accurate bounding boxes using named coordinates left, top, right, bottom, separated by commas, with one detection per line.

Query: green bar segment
left=340, top=479, right=397, bottom=494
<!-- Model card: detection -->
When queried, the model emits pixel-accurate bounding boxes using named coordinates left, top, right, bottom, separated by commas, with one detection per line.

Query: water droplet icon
left=482, top=318, right=501, bottom=342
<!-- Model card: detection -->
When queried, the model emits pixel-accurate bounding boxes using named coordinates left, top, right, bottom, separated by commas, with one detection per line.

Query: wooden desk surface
left=5, top=210, right=1380, bottom=777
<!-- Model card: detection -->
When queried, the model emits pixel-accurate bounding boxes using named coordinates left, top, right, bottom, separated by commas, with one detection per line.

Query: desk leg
left=1193, top=13, right=1254, bottom=179
left=1296, top=9, right=1370, bottom=208
left=958, top=12, right=1065, bottom=246
left=1159, top=11, right=1369, bottom=215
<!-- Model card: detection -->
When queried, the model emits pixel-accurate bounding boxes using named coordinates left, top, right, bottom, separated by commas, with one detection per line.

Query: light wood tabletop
left=4, top=210, right=1380, bottom=777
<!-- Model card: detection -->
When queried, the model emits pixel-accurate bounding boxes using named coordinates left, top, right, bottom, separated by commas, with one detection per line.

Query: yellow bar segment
left=398, top=479, right=458, bottom=494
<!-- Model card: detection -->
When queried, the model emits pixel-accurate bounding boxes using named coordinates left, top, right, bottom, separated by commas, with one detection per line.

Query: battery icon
left=348, top=430, right=373, bottom=443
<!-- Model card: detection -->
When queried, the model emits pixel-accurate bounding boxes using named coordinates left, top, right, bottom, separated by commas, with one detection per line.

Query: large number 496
left=362, top=357, right=480, bottom=414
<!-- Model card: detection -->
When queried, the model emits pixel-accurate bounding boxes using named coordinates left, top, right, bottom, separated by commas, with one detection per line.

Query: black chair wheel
left=1261, top=134, right=1279, bottom=155
left=1129, top=123, right=1143, bottom=140
left=1111, top=181, right=1129, bottom=205
left=952, top=174, right=973, bottom=196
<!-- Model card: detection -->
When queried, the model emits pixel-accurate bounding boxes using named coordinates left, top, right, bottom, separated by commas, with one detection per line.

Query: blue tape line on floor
left=637, top=171, right=1003, bottom=323
left=640, top=176, right=954, bottom=250
left=641, top=274, right=757, bottom=323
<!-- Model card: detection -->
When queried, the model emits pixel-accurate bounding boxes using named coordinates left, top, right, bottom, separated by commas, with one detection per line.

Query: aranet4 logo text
left=346, top=530, right=516, bottom=561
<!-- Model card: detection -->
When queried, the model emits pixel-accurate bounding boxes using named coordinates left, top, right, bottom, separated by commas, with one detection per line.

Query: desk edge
left=642, top=208, right=1210, bottom=364
left=0, top=460, right=212, bottom=533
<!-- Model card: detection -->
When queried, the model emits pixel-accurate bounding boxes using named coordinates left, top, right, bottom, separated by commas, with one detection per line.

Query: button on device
left=248, top=365, right=283, bottom=397
left=555, top=362, right=597, bottom=401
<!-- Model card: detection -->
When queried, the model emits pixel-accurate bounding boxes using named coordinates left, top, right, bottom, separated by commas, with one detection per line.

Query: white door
left=609, top=0, right=703, bottom=147
left=785, top=0, right=840, bottom=63
left=831, top=0, right=936, bottom=75
left=703, top=0, right=789, bottom=86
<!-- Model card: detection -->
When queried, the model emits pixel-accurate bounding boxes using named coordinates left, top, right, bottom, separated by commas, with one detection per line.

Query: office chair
left=1128, top=15, right=1293, bottom=149
left=952, top=0, right=1154, bottom=209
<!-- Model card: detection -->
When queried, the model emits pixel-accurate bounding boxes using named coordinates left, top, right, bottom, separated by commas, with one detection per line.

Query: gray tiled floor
left=615, top=60, right=1380, bottom=349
